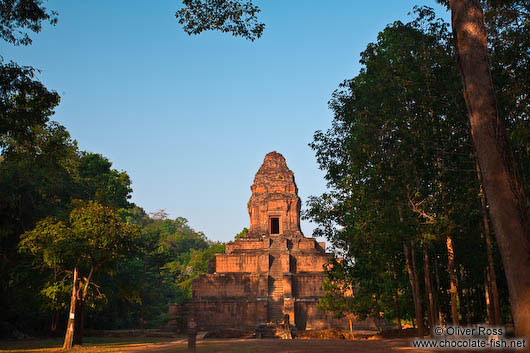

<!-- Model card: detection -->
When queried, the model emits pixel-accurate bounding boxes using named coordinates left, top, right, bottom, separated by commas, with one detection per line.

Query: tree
left=0, top=62, right=60, bottom=146
left=175, top=0, right=264, bottom=41
left=234, top=227, right=249, bottom=239
left=19, top=201, right=140, bottom=348
left=442, top=0, right=530, bottom=339
left=304, top=7, right=502, bottom=336
left=318, top=262, right=356, bottom=339
left=80, top=209, right=224, bottom=332
left=76, top=152, right=132, bottom=209
left=0, top=0, right=57, bottom=46
left=1, top=0, right=59, bottom=146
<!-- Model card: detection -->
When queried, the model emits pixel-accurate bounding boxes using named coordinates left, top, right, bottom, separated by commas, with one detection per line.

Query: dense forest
left=305, top=3, right=530, bottom=337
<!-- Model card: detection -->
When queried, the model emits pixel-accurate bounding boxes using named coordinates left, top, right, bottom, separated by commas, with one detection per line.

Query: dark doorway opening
left=270, top=217, right=279, bottom=234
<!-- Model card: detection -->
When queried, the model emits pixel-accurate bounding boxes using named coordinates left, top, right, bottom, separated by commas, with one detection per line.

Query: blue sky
left=3, top=0, right=449, bottom=243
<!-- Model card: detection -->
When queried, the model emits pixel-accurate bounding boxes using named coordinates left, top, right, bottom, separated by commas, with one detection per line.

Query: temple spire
left=247, top=151, right=303, bottom=237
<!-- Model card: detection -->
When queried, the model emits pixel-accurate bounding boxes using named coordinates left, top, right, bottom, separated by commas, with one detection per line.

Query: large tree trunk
left=404, top=241, right=424, bottom=337
left=449, top=0, right=530, bottom=339
left=423, top=246, right=436, bottom=331
left=63, top=268, right=78, bottom=350
left=446, top=234, right=459, bottom=325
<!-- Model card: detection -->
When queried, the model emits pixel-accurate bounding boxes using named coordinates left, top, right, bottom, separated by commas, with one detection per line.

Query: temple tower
left=190, top=151, right=354, bottom=332
left=247, top=151, right=303, bottom=237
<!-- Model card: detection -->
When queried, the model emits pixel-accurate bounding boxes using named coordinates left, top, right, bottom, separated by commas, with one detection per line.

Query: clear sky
left=2, top=0, right=449, bottom=243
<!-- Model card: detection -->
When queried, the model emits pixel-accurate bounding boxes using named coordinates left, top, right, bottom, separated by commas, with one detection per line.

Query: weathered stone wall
left=293, top=254, right=329, bottom=273
left=192, top=273, right=268, bottom=299
left=293, top=273, right=326, bottom=298
left=215, top=253, right=269, bottom=273
left=295, top=300, right=351, bottom=330
left=225, top=238, right=269, bottom=253
left=193, top=299, right=267, bottom=330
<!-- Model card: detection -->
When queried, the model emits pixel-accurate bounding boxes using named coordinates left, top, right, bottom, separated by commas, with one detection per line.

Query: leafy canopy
left=175, top=0, right=265, bottom=41
left=19, top=200, right=140, bottom=272
left=0, top=0, right=57, bottom=46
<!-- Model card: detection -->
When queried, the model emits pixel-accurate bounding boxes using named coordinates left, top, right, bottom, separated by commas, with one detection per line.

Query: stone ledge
left=194, top=297, right=268, bottom=301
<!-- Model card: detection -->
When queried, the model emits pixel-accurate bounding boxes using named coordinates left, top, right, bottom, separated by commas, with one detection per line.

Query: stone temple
left=191, top=151, right=347, bottom=331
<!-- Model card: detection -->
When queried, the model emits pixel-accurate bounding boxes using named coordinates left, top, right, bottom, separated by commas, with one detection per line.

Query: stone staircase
left=268, top=254, right=284, bottom=322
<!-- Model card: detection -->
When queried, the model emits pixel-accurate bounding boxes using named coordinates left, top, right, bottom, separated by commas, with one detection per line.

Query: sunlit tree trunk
left=73, top=267, right=93, bottom=346
left=404, top=241, right=424, bottom=337
left=348, top=315, right=354, bottom=340
left=449, top=0, right=530, bottom=339
left=484, top=274, right=493, bottom=325
left=63, top=268, right=78, bottom=350
left=446, top=235, right=459, bottom=325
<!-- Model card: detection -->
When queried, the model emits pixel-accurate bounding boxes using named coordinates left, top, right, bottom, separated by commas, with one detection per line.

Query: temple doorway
left=270, top=217, right=280, bottom=234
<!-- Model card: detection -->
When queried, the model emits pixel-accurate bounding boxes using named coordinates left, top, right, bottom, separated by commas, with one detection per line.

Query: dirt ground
left=0, top=337, right=493, bottom=353
left=134, top=339, right=434, bottom=353
left=127, top=337, right=476, bottom=353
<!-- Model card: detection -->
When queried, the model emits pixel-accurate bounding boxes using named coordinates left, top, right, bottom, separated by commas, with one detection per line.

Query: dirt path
left=0, top=337, right=491, bottom=353
left=126, top=337, right=474, bottom=353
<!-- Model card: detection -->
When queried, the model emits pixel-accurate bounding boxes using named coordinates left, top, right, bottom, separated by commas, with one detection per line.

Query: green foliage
left=234, top=227, right=249, bottom=239
left=485, top=2, right=530, bottom=200
left=306, top=7, right=497, bottom=324
left=15, top=201, right=226, bottom=331
left=0, top=62, right=61, bottom=146
left=317, top=262, right=355, bottom=320
left=0, top=0, right=57, bottom=46
left=85, top=215, right=225, bottom=330
left=76, top=152, right=132, bottom=209
left=175, top=0, right=265, bottom=41
left=20, top=200, right=140, bottom=272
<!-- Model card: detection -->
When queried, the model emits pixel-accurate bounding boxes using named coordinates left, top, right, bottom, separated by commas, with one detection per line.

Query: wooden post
left=187, top=317, right=197, bottom=353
